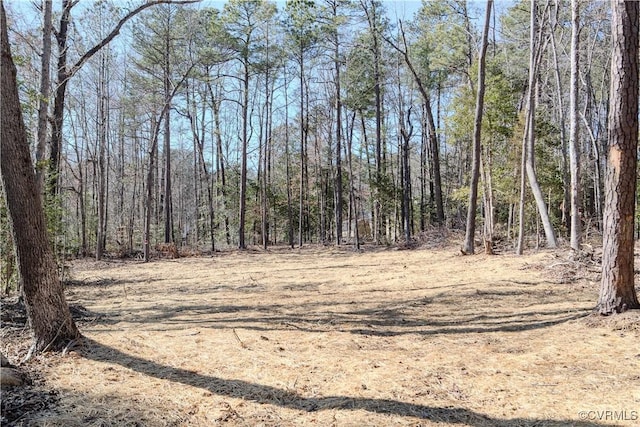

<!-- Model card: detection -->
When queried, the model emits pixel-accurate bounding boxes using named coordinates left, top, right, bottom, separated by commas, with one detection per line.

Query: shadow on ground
left=78, top=337, right=616, bottom=427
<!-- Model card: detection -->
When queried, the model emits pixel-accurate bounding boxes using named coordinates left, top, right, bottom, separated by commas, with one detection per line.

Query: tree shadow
left=78, top=337, right=615, bottom=427
left=82, top=290, right=592, bottom=338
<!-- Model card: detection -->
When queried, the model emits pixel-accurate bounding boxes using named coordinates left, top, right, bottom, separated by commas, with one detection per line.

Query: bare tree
left=46, top=0, right=198, bottom=198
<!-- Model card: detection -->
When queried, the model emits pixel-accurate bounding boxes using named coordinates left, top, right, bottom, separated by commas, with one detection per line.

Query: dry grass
left=3, top=244, right=640, bottom=426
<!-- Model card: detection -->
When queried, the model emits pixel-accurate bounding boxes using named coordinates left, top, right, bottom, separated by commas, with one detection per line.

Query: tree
left=1, top=1, right=80, bottom=355
left=285, top=0, right=319, bottom=247
left=223, top=0, right=276, bottom=249
left=321, top=0, right=348, bottom=245
left=568, top=0, right=581, bottom=252
left=517, top=0, right=557, bottom=254
left=46, top=0, right=197, bottom=199
left=34, top=0, right=52, bottom=194
left=385, top=19, right=444, bottom=226
left=462, top=0, right=492, bottom=255
left=598, top=0, right=639, bottom=315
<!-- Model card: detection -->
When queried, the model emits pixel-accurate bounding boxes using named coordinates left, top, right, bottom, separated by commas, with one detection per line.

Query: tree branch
left=68, top=0, right=199, bottom=78
left=382, top=21, right=431, bottom=105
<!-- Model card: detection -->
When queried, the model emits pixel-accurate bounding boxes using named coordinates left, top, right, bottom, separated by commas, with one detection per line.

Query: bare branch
left=68, top=0, right=199, bottom=78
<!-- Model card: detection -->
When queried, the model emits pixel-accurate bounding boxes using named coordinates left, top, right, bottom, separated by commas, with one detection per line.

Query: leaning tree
left=1, top=2, right=80, bottom=355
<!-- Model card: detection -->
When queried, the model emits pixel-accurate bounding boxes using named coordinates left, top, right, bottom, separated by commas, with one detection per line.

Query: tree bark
left=598, top=0, right=640, bottom=315
left=1, top=3, right=80, bottom=354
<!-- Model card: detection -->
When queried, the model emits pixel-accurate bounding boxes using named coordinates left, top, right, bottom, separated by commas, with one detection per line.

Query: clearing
left=2, top=243, right=639, bottom=426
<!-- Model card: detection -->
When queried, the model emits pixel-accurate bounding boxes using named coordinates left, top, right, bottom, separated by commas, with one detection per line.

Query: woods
left=1, top=0, right=639, bottom=317
left=1, top=1, right=640, bottom=424
left=0, top=0, right=628, bottom=258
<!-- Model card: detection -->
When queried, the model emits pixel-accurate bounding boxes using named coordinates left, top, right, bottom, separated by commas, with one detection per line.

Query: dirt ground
left=2, top=242, right=639, bottom=426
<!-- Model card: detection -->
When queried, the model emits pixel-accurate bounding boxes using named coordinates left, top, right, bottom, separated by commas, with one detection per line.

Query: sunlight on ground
left=17, top=246, right=640, bottom=426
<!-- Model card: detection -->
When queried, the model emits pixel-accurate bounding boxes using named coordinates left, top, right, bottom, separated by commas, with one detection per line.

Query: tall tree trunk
left=1, top=3, right=80, bottom=355
left=384, top=24, right=444, bottom=225
left=518, top=0, right=557, bottom=252
left=35, top=0, right=52, bottom=194
left=143, top=65, right=193, bottom=261
left=48, top=0, right=73, bottom=197
left=298, top=51, right=306, bottom=248
left=144, top=118, right=159, bottom=263
left=548, top=1, right=570, bottom=235
left=462, top=0, right=492, bottom=255
left=209, top=87, right=230, bottom=246
left=239, top=60, right=249, bottom=249
left=163, top=31, right=173, bottom=244
left=333, top=2, right=343, bottom=245
left=347, top=111, right=360, bottom=250
left=400, top=107, right=412, bottom=244
left=188, top=81, right=215, bottom=252
left=598, top=0, right=640, bottom=315
left=283, top=69, right=294, bottom=249
left=569, top=0, right=582, bottom=251
left=96, top=50, right=108, bottom=260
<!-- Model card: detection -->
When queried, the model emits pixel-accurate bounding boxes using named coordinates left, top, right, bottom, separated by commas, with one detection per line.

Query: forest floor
left=2, top=236, right=640, bottom=426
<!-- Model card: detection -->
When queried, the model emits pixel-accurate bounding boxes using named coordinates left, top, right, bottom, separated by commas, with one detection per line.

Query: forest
left=0, top=0, right=623, bottom=263
left=1, top=0, right=640, bottom=424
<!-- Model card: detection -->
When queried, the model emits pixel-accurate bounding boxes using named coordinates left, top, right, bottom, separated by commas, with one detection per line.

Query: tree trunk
left=239, top=60, right=249, bottom=249
left=548, top=1, right=571, bottom=236
left=347, top=111, right=360, bottom=250
left=209, top=87, right=230, bottom=246
left=1, top=4, right=80, bottom=354
left=462, top=0, right=492, bottom=255
left=34, top=0, right=52, bottom=194
left=518, top=0, right=557, bottom=252
left=48, top=0, right=73, bottom=198
left=569, top=0, right=582, bottom=251
left=598, top=0, right=640, bottom=315
left=333, top=11, right=343, bottom=246
left=298, top=51, right=306, bottom=248
left=163, top=31, right=173, bottom=244
left=96, top=51, right=108, bottom=260
left=384, top=24, right=444, bottom=225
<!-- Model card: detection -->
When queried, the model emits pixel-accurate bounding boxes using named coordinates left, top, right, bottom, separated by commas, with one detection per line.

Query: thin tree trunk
left=239, top=60, right=249, bottom=249
left=518, top=0, right=557, bottom=252
left=347, top=111, right=360, bottom=250
left=210, top=89, right=230, bottom=246
left=298, top=52, right=305, bottom=248
left=549, top=1, right=570, bottom=235
left=569, top=0, right=582, bottom=251
left=163, top=30, right=173, bottom=244
left=35, top=0, right=52, bottom=194
left=385, top=24, right=444, bottom=225
left=96, top=50, right=108, bottom=260
left=334, top=18, right=343, bottom=246
left=462, top=0, right=492, bottom=255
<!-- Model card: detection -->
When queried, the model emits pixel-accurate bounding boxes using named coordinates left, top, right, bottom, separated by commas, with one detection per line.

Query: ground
left=2, top=240, right=639, bottom=426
